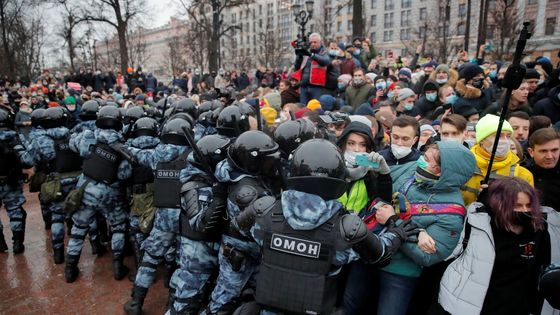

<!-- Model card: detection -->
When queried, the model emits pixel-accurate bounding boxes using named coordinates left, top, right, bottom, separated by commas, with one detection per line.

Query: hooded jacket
left=461, top=144, right=534, bottom=206
left=383, top=141, right=476, bottom=277
left=416, top=80, right=441, bottom=120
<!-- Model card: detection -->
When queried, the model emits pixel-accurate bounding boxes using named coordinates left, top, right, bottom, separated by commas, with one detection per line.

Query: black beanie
left=459, top=64, right=484, bottom=82
left=524, top=68, right=541, bottom=80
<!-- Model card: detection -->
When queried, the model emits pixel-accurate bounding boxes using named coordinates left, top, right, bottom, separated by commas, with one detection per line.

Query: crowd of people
left=1, top=31, right=560, bottom=315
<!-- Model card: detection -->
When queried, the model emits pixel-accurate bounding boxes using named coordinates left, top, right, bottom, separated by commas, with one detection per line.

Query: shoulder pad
left=252, top=196, right=277, bottom=217
left=339, top=214, right=368, bottom=245
left=182, top=189, right=200, bottom=219
left=234, top=185, right=259, bottom=208
left=181, top=181, right=208, bottom=194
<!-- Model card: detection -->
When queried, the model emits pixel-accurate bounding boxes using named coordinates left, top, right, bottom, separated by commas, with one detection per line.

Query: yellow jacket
left=461, top=144, right=534, bottom=205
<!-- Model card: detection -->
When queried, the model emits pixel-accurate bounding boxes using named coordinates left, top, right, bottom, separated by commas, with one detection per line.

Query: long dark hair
left=488, top=177, right=544, bottom=232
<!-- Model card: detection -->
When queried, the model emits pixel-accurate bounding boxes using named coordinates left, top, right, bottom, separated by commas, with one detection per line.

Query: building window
left=337, top=21, right=342, bottom=31
left=401, top=10, right=411, bottom=27
left=419, top=25, right=426, bottom=38
left=485, top=25, right=494, bottom=40
left=383, top=30, right=394, bottom=41
left=347, top=19, right=353, bottom=31
left=370, top=31, right=377, bottom=43
left=384, top=12, right=394, bottom=28
left=401, top=0, right=412, bottom=8
left=457, top=22, right=466, bottom=35
left=384, top=0, right=394, bottom=11
left=371, top=15, right=377, bottom=26
left=419, top=8, right=427, bottom=20
left=231, top=13, right=236, bottom=24
left=371, top=0, right=378, bottom=9
left=528, top=0, right=537, bottom=4
left=347, top=4, right=353, bottom=13
left=438, top=25, right=449, bottom=37
left=545, top=17, right=556, bottom=35
left=458, top=4, right=467, bottom=18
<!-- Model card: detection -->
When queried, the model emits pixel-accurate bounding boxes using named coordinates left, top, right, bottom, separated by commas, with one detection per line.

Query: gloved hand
left=110, top=142, right=137, bottom=164
left=212, top=182, right=227, bottom=200
left=385, top=220, right=419, bottom=242
left=368, top=151, right=391, bottom=174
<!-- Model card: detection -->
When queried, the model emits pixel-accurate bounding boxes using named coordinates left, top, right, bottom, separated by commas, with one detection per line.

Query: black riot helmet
left=43, top=107, right=69, bottom=129
left=193, top=134, right=231, bottom=171
left=131, top=117, right=159, bottom=138
left=104, top=101, right=118, bottom=107
left=160, top=118, right=192, bottom=146
left=96, top=105, right=123, bottom=130
left=539, top=264, right=560, bottom=309
left=80, top=100, right=100, bottom=121
left=216, top=105, right=250, bottom=138
left=286, top=139, right=348, bottom=200
left=172, top=98, right=198, bottom=119
left=197, top=111, right=214, bottom=127
left=0, top=109, right=14, bottom=129
left=198, top=101, right=220, bottom=114
left=124, top=106, right=145, bottom=125
left=274, top=119, right=316, bottom=157
left=227, top=130, right=280, bottom=176
left=233, top=101, right=256, bottom=117
left=31, top=108, right=46, bottom=128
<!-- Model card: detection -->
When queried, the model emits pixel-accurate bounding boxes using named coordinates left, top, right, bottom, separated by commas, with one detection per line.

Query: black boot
left=12, top=230, right=25, bottom=254
left=65, top=218, right=73, bottom=236
left=112, top=256, right=129, bottom=280
left=65, top=254, right=80, bottom=283
left=53, top=247, right=65, bottom=264
left=0, top=231, right=7, bottom=252
left=89, top=237, right=107, bottom=257
left=124, top=285, right=149, bottom=315
left=170, top=295, right=202, bottom=315
left=164, top=261, right=177, bottom=289
left=42, top=211, right=52, bottom=230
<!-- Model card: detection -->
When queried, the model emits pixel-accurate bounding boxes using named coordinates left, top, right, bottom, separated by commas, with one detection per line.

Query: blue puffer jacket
left=383, top=140, right=476, bottom=277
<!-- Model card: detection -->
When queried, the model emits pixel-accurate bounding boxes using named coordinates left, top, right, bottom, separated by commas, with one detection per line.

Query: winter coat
left=438, top=203, right=559, bottom=315
left=526, top=159, right=560, bottom=212
left=383, top=141, right=476, bottom=277
left=281, top=88, right=300, bottom=106
left=428, top=68, right=459, bottom=89
left=454, top=79, right=493, bottom=113
left=345, top=84, right=376, bottom=110
left=533, top=86, right=560, bottom=124
left=461, top=144, right=534, bottom=206
left=146, top=74, right=158, bottom=92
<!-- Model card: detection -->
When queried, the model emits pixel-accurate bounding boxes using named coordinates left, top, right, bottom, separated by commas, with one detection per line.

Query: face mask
left=353, top=49, right=361, bottom=56
left=436, top=78, right=448, bottom=84
left=391, top=144, right=412, bottom=159
left=472, top=78, right=484, bottom=89
left=416, top=155, right=429, bottom=170
left=465, top=138, right=476, bottom=148
left=403, top=102, right=414, bottom=111
left=329, top=49, right=338, bottom=56
left=387, top=92, right=395, bottom=98
left=489, top=70, right=497, bottom=79
left=66, top=105, right=76, bottom=112
left=386, top=79, right=393, bottom=86
left=375, top=82, right=386, bottom=90
left=352, top=78, right=365, bottom=87
left=484, top=139, right=510, bottom=157
left=445, top=94, right=458, bottom=105
left=512, top=211, right=533, bottom=228
left=441, top=136, right=462, bottom=143
left=338, top=82, right=347, bottom=90
left=415, top=155, right=440, bottom=182
left=426, top=92, right=437, bottom=102
left=399, top=77, right=410, bottom=83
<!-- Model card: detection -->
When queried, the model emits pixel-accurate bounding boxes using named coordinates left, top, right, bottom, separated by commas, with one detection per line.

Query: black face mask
left=472, top=79, right=484, bottom=89
left=513, top=211, right=533, bottom=229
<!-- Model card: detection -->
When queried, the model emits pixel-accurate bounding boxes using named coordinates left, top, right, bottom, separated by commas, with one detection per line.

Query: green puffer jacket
left=383, top=141, right=476, bottom=277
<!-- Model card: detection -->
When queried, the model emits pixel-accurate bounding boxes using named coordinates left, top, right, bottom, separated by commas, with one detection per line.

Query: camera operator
left=293, top=33, right=334, bottom=104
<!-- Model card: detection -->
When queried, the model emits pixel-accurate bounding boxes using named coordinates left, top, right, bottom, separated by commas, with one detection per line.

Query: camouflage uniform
left=169, top=162, right=222, bottom=314
left=193, top=123, right=217, bottom=142
left=66, top=128, right=132, bottom=260
left=128, top=142, right=188, bottom=290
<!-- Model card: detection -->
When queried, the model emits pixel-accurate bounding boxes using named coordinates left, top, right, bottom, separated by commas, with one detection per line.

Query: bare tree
left=487, top=0, right=520, bottom=60
left=126, top=26, right=149, bottom=69
left=255, top=20, right=291, bottom=69
left=167, top=35, right=189, bottom=75
left=81, top=0, right=146, bottom=74
left=352, top=0, right=364, bottom=39
left=177, top=0, right=251, bottom=73
left=54, top=0, right=81, bottom=72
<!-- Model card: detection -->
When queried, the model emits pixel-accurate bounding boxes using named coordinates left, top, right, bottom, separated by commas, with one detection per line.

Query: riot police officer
left=66, top=106, right=133, bottom=282
left=169, top=134, right=231, bottom=315
left=216, top=105, right=250, bottom=138
left=0, top=109, right=30, bottom=253
left=124, top=117, right=192, bottom=315
left=203, top=130, right=280, bottom=314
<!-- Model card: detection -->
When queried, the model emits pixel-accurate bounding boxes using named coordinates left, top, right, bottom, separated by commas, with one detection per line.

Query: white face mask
left=391, top=144, right=413, bottom=159
left=484, top=139, right=510, bottom=157
left=441, top=136, right=462, bottom=143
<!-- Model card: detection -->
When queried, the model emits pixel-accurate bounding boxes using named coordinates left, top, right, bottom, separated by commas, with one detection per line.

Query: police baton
left=482, top=22, right=531, bottom=185
left=254, top=101, right=262, bottom=131
left=181, top=125, right=217, bottom=181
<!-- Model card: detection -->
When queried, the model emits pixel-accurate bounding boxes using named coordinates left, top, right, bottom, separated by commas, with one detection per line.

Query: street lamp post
left=292, top=0, right=314, bottom=50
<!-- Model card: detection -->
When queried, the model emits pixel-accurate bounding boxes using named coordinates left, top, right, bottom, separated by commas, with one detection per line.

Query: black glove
left=212, top=182, right=227, bottom=200
left=110, top=143, right=137, bottom=164
left=295, top=49, right=311, bottom=56
left=386, top=220, right=419, bottom=242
